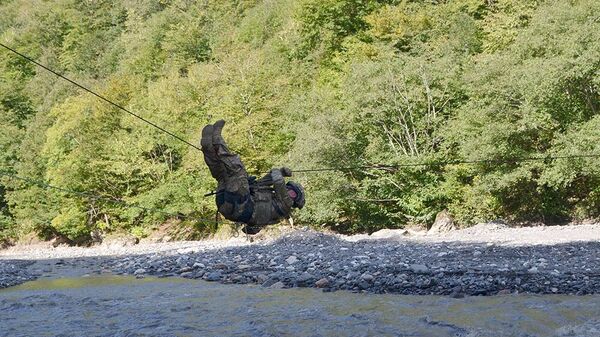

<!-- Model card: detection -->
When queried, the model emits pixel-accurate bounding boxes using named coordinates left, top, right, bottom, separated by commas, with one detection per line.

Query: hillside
left=1, top=0, right=599, bottom=243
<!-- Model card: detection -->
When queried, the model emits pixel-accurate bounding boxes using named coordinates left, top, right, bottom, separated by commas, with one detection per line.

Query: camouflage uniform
left=200, top=120, right=294, bottom=229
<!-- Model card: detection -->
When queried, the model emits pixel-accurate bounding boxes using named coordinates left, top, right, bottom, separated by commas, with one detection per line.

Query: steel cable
left=292, top=154, right=600, bottom=173
left=3, top=43, right=600, bottom=230
left=0, top=169, right=219, bottom=224
left=0, top=42, right=202, bottom=152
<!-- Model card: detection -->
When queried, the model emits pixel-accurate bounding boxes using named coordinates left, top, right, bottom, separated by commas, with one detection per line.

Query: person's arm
left=256, top=167, right=292, bottom=186
left=270, top=168, right=294, bottom=210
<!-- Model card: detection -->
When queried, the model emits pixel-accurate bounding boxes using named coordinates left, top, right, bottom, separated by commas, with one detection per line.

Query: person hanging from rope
left=200, top=120, right=305, bottom=234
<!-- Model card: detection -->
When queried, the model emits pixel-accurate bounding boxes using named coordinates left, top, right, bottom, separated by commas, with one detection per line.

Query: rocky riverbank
left=0, top=260, right=36, bottom=288
left=1, top=223, right=599, bottom=296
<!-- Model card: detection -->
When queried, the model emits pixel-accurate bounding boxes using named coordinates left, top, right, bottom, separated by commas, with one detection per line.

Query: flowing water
left=0, top=276, right=598, bottom=337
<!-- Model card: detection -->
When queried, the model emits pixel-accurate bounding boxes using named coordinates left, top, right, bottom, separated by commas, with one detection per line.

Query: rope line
left=3, top=44, right=600, bottom=232
left=3, top=44, right=599, bottom=176
left=0, top=170, right=271, bottom=233
left=0, top=42, right=202, bottom=152
left=292, top=154, right=600, bottom=173
left=0, top=169, right=219, bottom=224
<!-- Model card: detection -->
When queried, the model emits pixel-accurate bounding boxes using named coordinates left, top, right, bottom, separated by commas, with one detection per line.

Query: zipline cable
left=4, top=44, right=600, bottom=176
left=0, top=170, right=265, bottom=236
left=292, top=153, right=600, bottom=173
left=0, top=42, right=203, bottom=152
left=0, top=169, right=220, bottom=224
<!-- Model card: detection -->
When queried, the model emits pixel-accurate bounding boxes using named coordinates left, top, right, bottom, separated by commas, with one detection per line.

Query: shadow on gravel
left=2, top=230, right=599, bottom=296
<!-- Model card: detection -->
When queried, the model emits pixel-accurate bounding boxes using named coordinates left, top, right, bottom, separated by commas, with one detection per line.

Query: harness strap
left=273, top=199, right=286, bottom=217
left=216, top=190, right=254, bottom=223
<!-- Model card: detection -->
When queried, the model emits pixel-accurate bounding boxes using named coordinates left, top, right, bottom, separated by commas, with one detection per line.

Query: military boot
left=200, top=124, right=214, bottom=150
left=212, top=119, right=225, bottom=136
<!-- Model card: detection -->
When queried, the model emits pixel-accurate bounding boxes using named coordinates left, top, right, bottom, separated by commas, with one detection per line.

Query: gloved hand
left=280, top=167, right=293, bottom=177
left=271, top=169, right=284, bottom=183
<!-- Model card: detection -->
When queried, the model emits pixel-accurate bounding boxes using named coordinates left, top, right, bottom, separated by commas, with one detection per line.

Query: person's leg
left=212, top=120, right=246, bottom=175
left=200, top=124, right=227, bottom=181
left=203, top=120, right=253, bottom=222
left=211, top=120, right=249, bottom=195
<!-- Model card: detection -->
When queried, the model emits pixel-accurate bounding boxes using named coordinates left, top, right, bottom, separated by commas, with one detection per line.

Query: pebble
left=315, top=278, right=330, bottom=288
left=361, top=273, right=374, bottom=282
left=297, top=272, right=314, bottom=285
left=410, top=264, right=429, bottom=274
left=205, top=272, right=222, bottom=282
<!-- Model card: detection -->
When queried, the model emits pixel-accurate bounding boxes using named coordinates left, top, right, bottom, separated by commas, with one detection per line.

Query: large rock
left=50, top=235, right=73, bottom=247
left=370, top=228, right=408, bottom=240
left=428, top=210, right=456, bottom=234
left=315, top=278, right=330, bottom=288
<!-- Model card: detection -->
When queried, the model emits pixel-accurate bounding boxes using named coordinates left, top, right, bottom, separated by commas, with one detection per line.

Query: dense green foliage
left=0, top=0, right=598, bottom=242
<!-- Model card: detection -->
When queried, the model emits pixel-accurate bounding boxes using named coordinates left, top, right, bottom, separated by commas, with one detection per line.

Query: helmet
left=286, top=181, right=305, bottom=209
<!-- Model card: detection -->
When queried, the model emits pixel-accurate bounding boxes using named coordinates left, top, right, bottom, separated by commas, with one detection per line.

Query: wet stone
left=361, top=273, right=374, bottom=282
left=262, top=278, right=278, bottom=288
left=204, top=272, right=222, bottom=282
left=410, top=264, right=429, bottom=274
left=296, top=272, right=314, bottom=286
left=134, top=268, right=146, bottom=275
left=270, top=281, right=285, bottom=289
left=315, top=278, right=330, bottom=288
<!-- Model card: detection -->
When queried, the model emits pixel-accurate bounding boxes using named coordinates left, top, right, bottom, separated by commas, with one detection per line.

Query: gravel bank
left=0, top=260, right=36, bottom=288
left=1, top=223, right=599, bottom=296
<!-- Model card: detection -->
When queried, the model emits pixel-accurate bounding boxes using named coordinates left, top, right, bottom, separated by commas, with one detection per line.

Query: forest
left=1, top=0, right=598, bottom=244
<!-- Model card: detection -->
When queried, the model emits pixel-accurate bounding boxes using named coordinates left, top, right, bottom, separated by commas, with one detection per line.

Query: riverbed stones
left=3, top=226, right=600, bottom=296
left=0, top=260, right=36, bottom=288
left=102, top=230, right=599, bottom=296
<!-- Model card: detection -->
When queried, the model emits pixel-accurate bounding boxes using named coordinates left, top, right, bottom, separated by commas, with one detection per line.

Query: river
left=1, top=276, right=598, bottom=337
